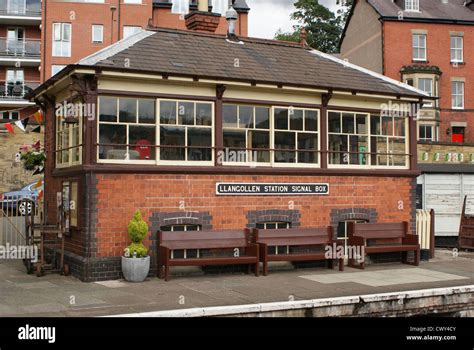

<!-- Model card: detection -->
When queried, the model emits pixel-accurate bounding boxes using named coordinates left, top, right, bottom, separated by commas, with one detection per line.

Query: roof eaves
left=309, top=49, right=429, bottom=98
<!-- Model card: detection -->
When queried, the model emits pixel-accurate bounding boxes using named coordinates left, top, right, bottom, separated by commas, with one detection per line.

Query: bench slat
left=257, top=237, right=329, bottom=246
left=161, top=239, right=247, bottom=250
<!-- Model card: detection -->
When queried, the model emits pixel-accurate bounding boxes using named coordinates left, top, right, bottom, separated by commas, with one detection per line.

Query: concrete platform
left=0, top=249, right=472, bottom=317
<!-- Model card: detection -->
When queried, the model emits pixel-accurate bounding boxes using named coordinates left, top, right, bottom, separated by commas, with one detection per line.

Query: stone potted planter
left=121, top=210, right=150, bottom=282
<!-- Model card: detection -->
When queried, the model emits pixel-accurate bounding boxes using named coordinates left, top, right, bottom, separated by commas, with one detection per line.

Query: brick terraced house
left=28, top=19, right=431, bottom=281
left=340, top=0, right=474, bottom=243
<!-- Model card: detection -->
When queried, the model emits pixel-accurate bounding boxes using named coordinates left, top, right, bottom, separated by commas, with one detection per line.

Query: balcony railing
left=0, top=81, right=40, bottom=100
left=0, top=0, right=41, bottom=17
left=0, top=38, right=40, bottom=57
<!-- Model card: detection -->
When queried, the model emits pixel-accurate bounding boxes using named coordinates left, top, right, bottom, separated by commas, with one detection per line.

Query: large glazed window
left=55, top=102, right=82, bottom=168
left=97, top=97, right=214, bottom=164
left=329, top=111, right=408, bottom=168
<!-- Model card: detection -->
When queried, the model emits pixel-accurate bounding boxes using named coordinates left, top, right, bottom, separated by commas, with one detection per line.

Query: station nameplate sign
left=216, top=183, right=329, bottom=196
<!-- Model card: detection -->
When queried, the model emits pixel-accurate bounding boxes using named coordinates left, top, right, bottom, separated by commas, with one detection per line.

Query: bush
left=125, top=210, right=148, bottom=258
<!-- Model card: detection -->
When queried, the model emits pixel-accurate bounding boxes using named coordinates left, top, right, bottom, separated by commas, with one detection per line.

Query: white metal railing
left=416, top=209, right=435, bottom=257
left=0, top=38, right=41, bottom=57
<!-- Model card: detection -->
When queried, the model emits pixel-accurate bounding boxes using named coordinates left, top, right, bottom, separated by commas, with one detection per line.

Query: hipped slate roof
left=368, top=0, right=474, bottom=22
left=31, top=28, right=428, bottom=99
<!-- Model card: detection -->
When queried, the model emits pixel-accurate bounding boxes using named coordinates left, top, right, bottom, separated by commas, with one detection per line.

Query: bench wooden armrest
left=402, top=234, right=419, bottom=246
left=246, top=243, right=259, bottom=259
left=348, top=235, right=365, bottom=247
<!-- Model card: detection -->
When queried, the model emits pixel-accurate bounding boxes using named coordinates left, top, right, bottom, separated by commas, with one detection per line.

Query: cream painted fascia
left=224, top=86, right=323, bottom=105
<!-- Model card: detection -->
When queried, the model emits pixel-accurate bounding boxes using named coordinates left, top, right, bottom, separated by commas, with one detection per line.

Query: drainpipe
left=117, top=0, right=121, bottom=41
left=110, top=6, right=116, bottom=44
left=42, top=0, right=47, bottom=82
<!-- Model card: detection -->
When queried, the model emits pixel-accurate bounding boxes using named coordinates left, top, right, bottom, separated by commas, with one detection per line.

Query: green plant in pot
left=121, top=210, right=150, bottom=282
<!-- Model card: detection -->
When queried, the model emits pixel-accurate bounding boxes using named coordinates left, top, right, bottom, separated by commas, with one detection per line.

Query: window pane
left=187, top=128, right=212, bottom=161
left=298, top=133, right=318, bottom=164
left=160, top=100, right=176, bottom=124
left=99, top=97, right=117, bottom=122
left=160, top=126, right=185, bottom=160
left=305, top=110, right=318, bottom=131
left=328, top=112, right=341, bottom=133
left=349, top=135, right=368, bottom=165
left=129, top=125, right=155, bottom=160
left=274, top=108, right=288, bottom=130
left=371, top=115, right=381, bottom=135
left=99, top=124, right=126, bottom=159
left=290, top=109, right=303, bottom=131
left=371, top=136, right=387, bottom=166
left=119, top=98, right=137, bottom=123
left=239, top=106, right=253, bottom=128
left=389, top=138, right=407, bottom=166
left=329, top=134, right=348, bottom=164
left=138, top=99, right=155, bottom=124
left=356, top=115, right=367, bottom=134
left=223, top=130, right=246, bottom=162
left=249, top=130, right=270, bottom=162
left=223, top=105, right=238, bottom=127
left=342, top=113, right=354, bottom=134
left=394, top=118, right=405, bottom=137
left=196, top=103, right=212, bottom=126
left=381, top=116, right=393, bottom=135
left=255, top=107, right=269, bottom=129
left=178, top=102, right=194, bottom=125
left=274, top=131, right=295, bottom=163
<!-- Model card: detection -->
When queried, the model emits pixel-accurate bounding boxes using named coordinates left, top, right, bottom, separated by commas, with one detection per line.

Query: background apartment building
left=340, top=0, right=474, bottom=243
left=41, top=0, right=249, bottom=81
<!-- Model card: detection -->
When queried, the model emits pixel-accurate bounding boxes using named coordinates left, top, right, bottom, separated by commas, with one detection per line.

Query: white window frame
left=405, top=0, right=419, bottom=12
left=450, top=36, right=463, bottom=63
left=92, top=24, right=104, bottom=43
left=52, top=23, right=71, bottom=57
left=56, top=107, right=83, bottom=168
left=418, top=78, right=433, bottom=107
left=328, top=111, right=409, bottom=170
left=171, top=0, right=190, bottom=14
left=412, top=34, right=426, bottom=61
left=123, top=0, right=142, bottom=3
left=452, top=81, right=465, bottom=110
left=97, top=97, right=215, bottom=166
left=418, top=124, right=435, bottom=142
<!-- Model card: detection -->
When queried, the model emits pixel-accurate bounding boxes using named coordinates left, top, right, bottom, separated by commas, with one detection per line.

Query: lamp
left=63, top=83, right=79, bottom=125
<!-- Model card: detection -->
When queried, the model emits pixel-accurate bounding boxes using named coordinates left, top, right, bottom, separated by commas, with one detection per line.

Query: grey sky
left=247, top=0, right=340, bottom=39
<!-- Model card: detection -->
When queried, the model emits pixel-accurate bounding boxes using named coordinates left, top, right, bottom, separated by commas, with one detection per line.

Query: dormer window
left=171, top=0, right=190, bottom=14
left=405, top=0, right=419, bottom=12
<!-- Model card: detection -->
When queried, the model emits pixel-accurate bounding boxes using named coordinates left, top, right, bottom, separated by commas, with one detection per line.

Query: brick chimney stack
left=185, top=0, right=221, bottom=33
left=300, top=28, right=308, bottom=47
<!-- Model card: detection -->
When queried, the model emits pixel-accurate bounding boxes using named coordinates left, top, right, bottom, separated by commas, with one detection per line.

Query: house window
left=405, top=0, right=419, bottom=11
left=52, top=23, right=71, bottom=57
left=92, top=25, right=103, bottom=43
left=274, top=107, right=319, bottom=165
left=452, top=81, right=464, bottom=109
left=405, top=79, right=414, bottom=87
left=171, top=0, right=190, bottom=14
left=98, top=97, right=156, bottom=161
left=418, top=124, right=434, bottom=142
left=418, top=78, right=433, bottom=107
left=2, top=111, right=19, bottom=120
left=51, top=65, right=66, bottom=76
left=161, top=224, right=200, bottom=259
left=223, top=104, right=270, bottom=163
left=6, top=27, right=24, bottom=55
left=56, top=103, right=82, bottom=167
left=452, top=127, right=465, bottom=143
left=123, top=26, right=142, bottom=39
left=450, top=36, right=463, bottom=63
left=256, top=221, right=291, bottom=255
left=412, top=34, right=426, bottom=61
left=370, top=115, right=407, bottom=167
left=98, top=97, right=214, bottom=164
left=212, top=0, right=229, bottom=15
left=5, top=69, right=24, bottom=97
left=328, top=112, right=369, bottom=166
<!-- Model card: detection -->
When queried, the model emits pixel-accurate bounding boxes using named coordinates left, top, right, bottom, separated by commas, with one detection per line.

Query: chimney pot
left=300, top=28, right=307, bottom=47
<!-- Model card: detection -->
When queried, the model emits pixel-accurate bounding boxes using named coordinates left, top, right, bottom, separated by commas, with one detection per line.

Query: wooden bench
left=347, top=222, right=420, bottom=269
left=253, top=227, right=342, bottom=276
left=157, top=229, right=259, bottom=281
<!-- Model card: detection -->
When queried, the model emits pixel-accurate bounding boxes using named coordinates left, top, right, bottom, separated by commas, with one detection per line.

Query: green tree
left=274, top=0, right=354, bottom=53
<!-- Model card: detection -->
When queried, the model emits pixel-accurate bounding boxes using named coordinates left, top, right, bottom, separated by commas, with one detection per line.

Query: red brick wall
left=94, top=174, right=415, bottom=258
left=383, top=21, right=474, bottom=143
